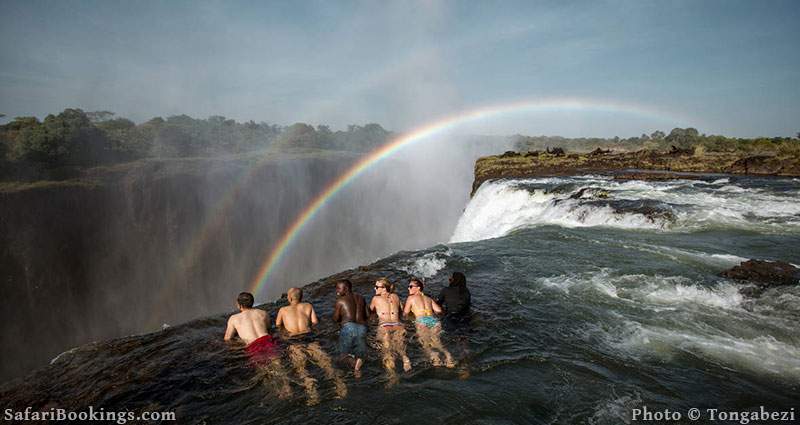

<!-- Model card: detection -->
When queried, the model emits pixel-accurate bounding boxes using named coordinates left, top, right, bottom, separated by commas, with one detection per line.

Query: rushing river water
left=2, top=174, right=798, bottom=424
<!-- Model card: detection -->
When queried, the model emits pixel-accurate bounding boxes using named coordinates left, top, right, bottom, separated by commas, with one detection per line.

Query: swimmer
left=403, top=277, right=455, bottom=368
left=224, top=292, right=270, bottom=345
left=224, top=292, right=291, bottom=398
left=276, top=288, right=346, bottom=404
left=436, top=271, right=471, bottom=318
left=369, top=278, right=412, bottom=385
left=333, top=279, right=368, bottom=373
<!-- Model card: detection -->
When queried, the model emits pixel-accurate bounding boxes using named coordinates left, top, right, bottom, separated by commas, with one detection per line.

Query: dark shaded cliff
left=0, top=152, right=360, bottom=382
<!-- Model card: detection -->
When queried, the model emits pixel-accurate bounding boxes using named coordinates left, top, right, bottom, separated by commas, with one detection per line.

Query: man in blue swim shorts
left=333, top=279, right=368, bottom=373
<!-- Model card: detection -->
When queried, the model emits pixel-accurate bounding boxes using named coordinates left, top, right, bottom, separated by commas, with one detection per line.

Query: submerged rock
left=720, top=260, right=800, bottom=297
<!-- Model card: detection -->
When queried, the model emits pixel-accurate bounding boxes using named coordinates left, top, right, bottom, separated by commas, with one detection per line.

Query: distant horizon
left=1, top=106, right=794, bottom=140
left=2, top=1, right=798, bottom=138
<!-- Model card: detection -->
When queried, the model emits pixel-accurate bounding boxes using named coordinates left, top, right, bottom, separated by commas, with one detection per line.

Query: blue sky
left=1, top=0, right=798, bottom=137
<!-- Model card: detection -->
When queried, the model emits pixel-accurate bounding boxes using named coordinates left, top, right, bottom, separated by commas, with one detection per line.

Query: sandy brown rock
left=472, top=149, right=800, bottom=195
left=720, top=259, right=800, bottom=297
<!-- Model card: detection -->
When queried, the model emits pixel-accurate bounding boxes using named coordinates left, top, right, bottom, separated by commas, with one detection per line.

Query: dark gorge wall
left=1, top=136, right=506, bottom=383
left=0, top=154, right=359, bottom=382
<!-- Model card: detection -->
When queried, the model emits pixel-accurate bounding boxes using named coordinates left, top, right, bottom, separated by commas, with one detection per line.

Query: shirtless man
left=370, top=278, right=412, bottom=383
left=224, top=292, right=271, bottom=345
left=332, top=279, right=368, bottom=372
left=224, top=292, right=290, bottom=397
left=403, top=277, right=455, bottom=368
left=275, top=288, right=346, bottom=404
left=275, top=287, right=318, bottom=336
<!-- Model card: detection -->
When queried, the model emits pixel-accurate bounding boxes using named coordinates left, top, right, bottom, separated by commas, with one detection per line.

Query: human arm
left=402, top=296, right=412, bottom=318
left=431, top=298, right=443, bottom=315
left=368, top=297, right=378, bottom=321
left=310, top=305, right=319, bottom=326
left=332, top=299, right=342, bottom=323
left=275, top=308, right=283, bottom=329
left=224, top=316, right=237, bottom=341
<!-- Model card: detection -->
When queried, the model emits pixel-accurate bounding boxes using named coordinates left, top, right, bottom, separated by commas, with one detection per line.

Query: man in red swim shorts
left=224, top=292, right=276, bottom=362
left=224, top=292, right=290, bottom=397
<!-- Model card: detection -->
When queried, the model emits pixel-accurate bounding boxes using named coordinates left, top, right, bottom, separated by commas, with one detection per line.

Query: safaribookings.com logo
left=4, top=406, right=176, bottom=424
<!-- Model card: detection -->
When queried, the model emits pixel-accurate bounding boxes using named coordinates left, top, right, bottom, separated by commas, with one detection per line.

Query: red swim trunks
left=246, top=335, right=279, bottom=365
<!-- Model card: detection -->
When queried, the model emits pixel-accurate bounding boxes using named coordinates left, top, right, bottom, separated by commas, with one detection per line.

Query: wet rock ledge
left=472, top=148, right=800, bottom=195
left=720, top=259, right=800, bottom=297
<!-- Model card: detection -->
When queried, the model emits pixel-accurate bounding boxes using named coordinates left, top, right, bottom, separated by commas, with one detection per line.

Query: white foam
left=537, top=270, right=743, bottom=310
left=450, top=181, right=665, bottom=243
left=611, top=321, right=800, bottom=380
left=397, top=251, right=449, bottom=278
left=641, top=282, right=743, bottom=309
left=452, top=177, right=800, bottom=241
left=622, top=243, right=748, bottom=268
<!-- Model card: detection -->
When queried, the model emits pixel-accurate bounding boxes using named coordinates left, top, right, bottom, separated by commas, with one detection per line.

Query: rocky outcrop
left=472, top=149, right=800, bottom=195
left=719, top=260, right=800, bottom=297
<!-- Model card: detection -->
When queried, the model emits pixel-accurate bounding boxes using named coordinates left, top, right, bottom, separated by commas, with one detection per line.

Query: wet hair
left=450, top=272, right=467, bottom=287
left=337, top=279, right=353, bottom=290
left=376, top=278, right=395, bottom=293
left=287, top=287, right=302, bottom=303
left=237, top=292, right=254, bottom=308
left=409, top=277, right=423, bottom=290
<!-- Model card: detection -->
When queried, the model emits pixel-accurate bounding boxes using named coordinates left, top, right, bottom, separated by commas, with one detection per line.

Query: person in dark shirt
left=437, top=272, right=471, bottom=317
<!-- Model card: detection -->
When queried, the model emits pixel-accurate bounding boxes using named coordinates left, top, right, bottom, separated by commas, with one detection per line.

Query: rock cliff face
left=472, top=149, right=800, bottom=195
left=0, top=153, right=360, bottom=382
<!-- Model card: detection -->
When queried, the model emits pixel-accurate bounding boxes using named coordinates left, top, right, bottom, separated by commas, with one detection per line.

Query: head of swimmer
left=287, top=287, right=303, bottom=304
left=374, top=278, right=393, bottom=294
left=408, top=277, right=423, bottom=294
left=449, top=271, right=466, bottom=287
left=237, top=292, right=255, bottom=311
left=336, top=279, right=353, bottom=297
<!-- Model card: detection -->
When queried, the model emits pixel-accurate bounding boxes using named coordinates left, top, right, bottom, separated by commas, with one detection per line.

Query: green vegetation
left=3, top=108, right=797, bottom=183
left=0, top=109, right=392, bottom=174
left=514, top=127, right=800, bottom=156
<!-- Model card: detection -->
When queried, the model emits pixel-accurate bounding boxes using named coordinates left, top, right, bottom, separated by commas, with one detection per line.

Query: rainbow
left=247, top=97, right=694, bottom=298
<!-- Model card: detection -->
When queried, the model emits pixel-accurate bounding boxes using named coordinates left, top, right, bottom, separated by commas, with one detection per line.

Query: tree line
left=0, top=109, right=391, bottom=167
left=514, top=128, right=800, bottom=156
left=2, top=109, right=797, bottom=169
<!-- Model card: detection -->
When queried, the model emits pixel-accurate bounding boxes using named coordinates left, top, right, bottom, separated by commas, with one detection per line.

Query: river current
left=2, top=175, right=798, bottom=424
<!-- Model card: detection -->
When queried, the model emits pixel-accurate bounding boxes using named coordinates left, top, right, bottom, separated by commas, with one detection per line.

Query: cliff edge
left=472, top=148, right=800, bottom=195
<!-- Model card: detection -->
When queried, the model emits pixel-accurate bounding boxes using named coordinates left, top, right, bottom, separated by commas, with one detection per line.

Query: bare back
left=403, top=293, right=441, bottom=318
left=225, top=308, right=270, bottom=345
left=276, top=302, right=317, bottom=336
left=370, top=293, right=403, bottom=324
left=334, top=293, right=368, bottom=325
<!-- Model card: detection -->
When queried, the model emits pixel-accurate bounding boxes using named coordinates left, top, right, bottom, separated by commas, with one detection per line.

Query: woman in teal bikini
left=403, top=277, right=455, bottom=368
